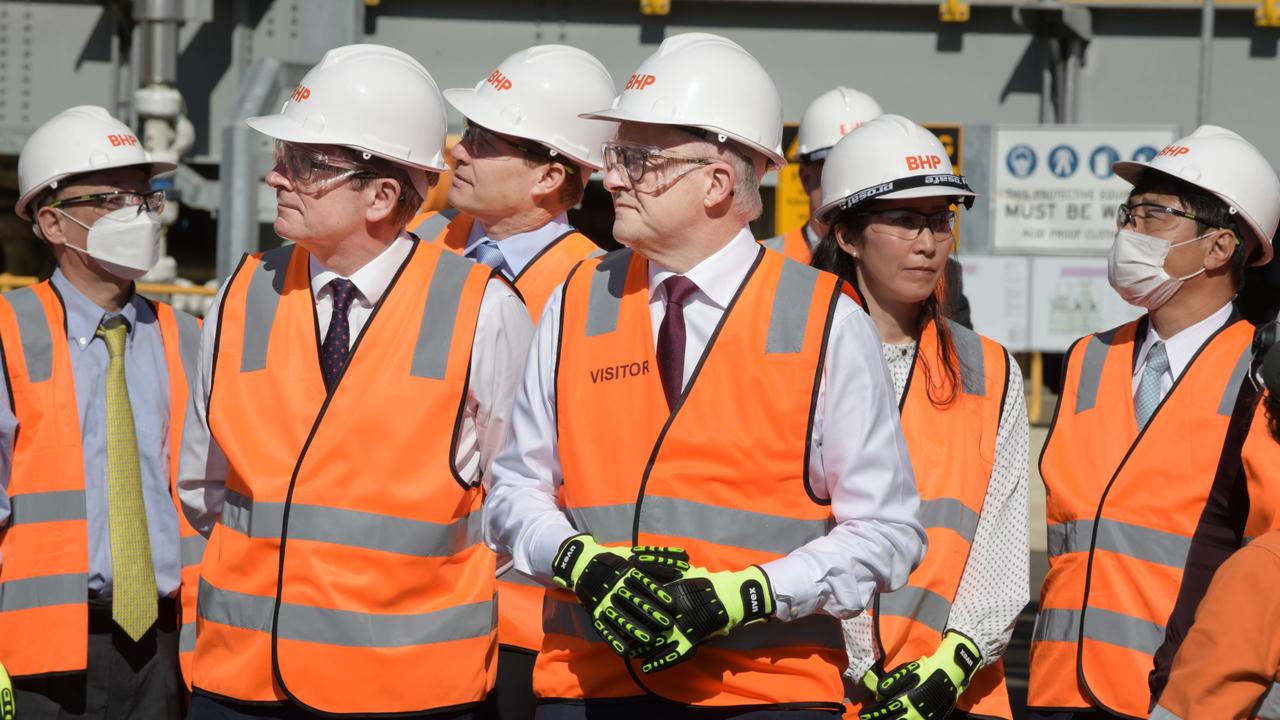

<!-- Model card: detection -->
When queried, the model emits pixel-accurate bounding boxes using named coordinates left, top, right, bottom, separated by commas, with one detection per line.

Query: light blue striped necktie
left=1134, top=341, right=1169, bottom=429
left=470, top=239, right=508, bottom=277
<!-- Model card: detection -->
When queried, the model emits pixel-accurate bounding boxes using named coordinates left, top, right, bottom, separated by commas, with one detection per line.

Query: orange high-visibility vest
left=1031, top=317, right=1254, bottom=718
left=537, top=247, right=847, bottom=710
left=868, top=320, right=1013, bottom=720
left=194, top=240, right=498, bottom=714
left=761, top=227, right=813, bottom=264
left=410, top=208, right=600, bottom=318
left=411, top=207, right=597, bottom=656
left=1244, top=395, right=1280, bottom=542
left=1150, top=529, right=1280, bottom=720
left=0, top=281, right=204, bottom=682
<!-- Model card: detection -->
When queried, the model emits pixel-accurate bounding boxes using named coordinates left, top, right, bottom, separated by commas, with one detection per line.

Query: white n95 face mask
left=1107, top=229, right=1211, bottom=310
left=58, top=206, right=162, bottom=280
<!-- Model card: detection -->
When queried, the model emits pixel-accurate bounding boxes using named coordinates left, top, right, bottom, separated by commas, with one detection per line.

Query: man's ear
left=365, top=177, right=402, bottom=224
left=703, top=162, right=734, bottom=209
left=1203, top=228, right=1239, bottom=272
left=531, top=162, right=568, bottom=205
left=35, top=206, right=68, bottom=248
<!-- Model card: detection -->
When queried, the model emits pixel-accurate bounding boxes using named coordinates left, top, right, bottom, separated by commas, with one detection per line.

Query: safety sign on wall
left=989, top=125, right=1178, bottom=255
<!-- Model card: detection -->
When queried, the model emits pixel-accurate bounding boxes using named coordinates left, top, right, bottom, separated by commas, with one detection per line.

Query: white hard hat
left=444, top=45, right=617, bottom=171
left=246, top=44, right=448, bottom=198
left=16, top=105, right=176, bottom=221
left=1113, top=125, right=1280, bottom=265
left=580, top=32, right=786, bottom=169
left=816, top=114, right=976, bottom=224
left=796, top=87, right=884, bottom=163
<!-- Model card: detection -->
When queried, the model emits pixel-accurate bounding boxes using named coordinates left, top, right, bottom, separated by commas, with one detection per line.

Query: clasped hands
left=552, top=534, right=773, bottom=673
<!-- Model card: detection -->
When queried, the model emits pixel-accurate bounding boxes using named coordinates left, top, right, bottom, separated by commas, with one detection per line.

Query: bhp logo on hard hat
left=906, top=155, right=943, bottom=171
left=839, top=122, right=865, bottom=136
left=291, top=85, right=312, bottom=103
left=487, top=69, right=513, bottom=92
left=626, top=74, right=657, bottom=91
left=1158, top=145, right=1191, bottom=158
left=107, top=134, right=139, bottom=147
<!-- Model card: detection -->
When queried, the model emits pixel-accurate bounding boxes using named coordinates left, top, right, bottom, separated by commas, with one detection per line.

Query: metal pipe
left=135, top=0, right=181, bottom=85
left=1040, top=38, right=1055, bottom=124
left=1198, top=0, right=1215, bottom=125
left=110, top=27, right=122, bottom=117
left=1064, top=36, right=1081, bottom=124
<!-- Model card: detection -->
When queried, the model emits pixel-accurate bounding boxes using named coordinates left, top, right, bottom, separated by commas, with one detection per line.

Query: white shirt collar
left=309, top=232, right=415, bottom=308
left=464, top=213, right=572, bottom=278
left=1134, top=301, right=1235, bottom=381
left=648, top=226, right=760, bottom=310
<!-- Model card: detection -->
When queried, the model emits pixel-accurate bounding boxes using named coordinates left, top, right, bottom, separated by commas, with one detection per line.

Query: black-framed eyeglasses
left=1116, top=202, right=1220, bottom=232
left=461, top=120, right=575, bottom=172
left=46, top=190, right=166, bottom=215
left=855, top=208, right=957, bottom=241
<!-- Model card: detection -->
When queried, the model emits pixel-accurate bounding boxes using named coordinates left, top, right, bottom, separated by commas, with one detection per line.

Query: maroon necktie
left=320, top=278, right=358, bottom=391
left=656, top=275, right=699, bottom=410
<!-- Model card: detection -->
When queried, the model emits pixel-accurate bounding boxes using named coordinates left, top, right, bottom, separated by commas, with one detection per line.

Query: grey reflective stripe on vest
left=413, top=208, right=458, bottom=242
left=0, top=572, right=88, bottom=612
left=180, top=621, right=197, bottom=653
left=1256, top=682, right=1280, bottom=720
left=766, top=259, right=820, bottom=354
left=8, top=490, right=87, bottom=524
left=1149, top=705, right=1181, bottom=720
left=6, top=286, right=54, bottom=383
left=541, top=594, right=841, bottom=651
left=219, top=489, right=482, bottom=557
left=919, top=497, right=980, bottom=543
left=1074, top=330, right=1115, bottom=414
left=240, top=244, right=296, bottom=373
left=181, top=534, right=207, bottom=568
left=198, top=579, right=495, bottom=648
left=878, top=585, right=952, bottom=634
left=569, top=498, right=830, bottom=557
left=1218, top=345, right=1253, bottom=416
left=173, top=309, right=201, bottom=382
left=760, top=235, right=786, bottom=253
left=946, top=320, right=986, bottom=396
left=585, top=249, right=632, bottom=337
left=565, top=504, right=635, bottom=545
left=410, top=250, right=473, bottom=380
left=1033, top=606, right=1165, bottom=655
left=1046, top=518, right=1192, bottom=569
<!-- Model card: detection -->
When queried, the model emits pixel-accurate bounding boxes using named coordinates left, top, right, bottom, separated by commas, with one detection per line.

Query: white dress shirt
left=464, top=212, right=573, bottom=279
left=844, top=341, right=1030, bottom=675
left=484, top=226, right=926, bottom=622
left=178, top=233, right=533, bottom=534
left=1131, top=301, right=1235, bottom=397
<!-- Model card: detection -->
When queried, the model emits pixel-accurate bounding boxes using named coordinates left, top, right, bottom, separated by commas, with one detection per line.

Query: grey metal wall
left=2, top=0, right=1276, bottom=162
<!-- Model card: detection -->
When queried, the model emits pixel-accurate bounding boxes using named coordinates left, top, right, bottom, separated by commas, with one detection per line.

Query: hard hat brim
left=580, top=107, right=788, bottom=169
left=444, top=88, right=600, bottom=170
left=815, top=184, right=978, bottom=224
left=14, top=158, right=178, bottom=222
left=246, top=113, right=450, bottom=174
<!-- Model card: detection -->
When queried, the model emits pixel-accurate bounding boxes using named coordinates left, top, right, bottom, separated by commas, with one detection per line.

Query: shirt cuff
left=526, top=521, right=579, bottom=584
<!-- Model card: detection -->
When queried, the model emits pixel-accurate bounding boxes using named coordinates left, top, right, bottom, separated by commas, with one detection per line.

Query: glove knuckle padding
left=670, top=578, right=728, bottom=642
left=905, top=668, right=959, bottom=717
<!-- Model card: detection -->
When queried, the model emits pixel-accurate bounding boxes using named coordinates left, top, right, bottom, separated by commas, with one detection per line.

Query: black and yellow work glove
left=639, top=566, right=774, bottom=673
left=0, top=659, right=14, bottom=720
left=859, top=630, right=982, bottom=720
left=552, top=534, right=689, bottom=657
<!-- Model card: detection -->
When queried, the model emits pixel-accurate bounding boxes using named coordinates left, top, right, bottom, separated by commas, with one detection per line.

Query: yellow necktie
left=97, top=317, right=157, bottom=641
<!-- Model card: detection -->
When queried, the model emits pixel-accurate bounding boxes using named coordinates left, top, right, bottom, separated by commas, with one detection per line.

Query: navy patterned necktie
left=320, top=278, right=358, bottom=391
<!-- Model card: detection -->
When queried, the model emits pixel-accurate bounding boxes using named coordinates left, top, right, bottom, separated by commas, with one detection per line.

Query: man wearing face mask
left=1028, top=125, right=1280, bottom=720
left=0, top=105, right=203, bottom=719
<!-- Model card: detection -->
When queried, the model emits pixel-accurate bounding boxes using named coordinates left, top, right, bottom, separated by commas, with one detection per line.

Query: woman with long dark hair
left=810, top=115, right=1029, bottom=720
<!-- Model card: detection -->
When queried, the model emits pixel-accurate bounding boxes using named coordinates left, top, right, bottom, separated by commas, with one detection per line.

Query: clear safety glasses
left=602, top=141, right=719, bottom=194
left=46, top=190, right=166, bottom=216
left=1116, top=202, right=1222, bottom=235
left=272, top=140, right=378, bottom=191
left=856, top=208, right=957, bottom=242
left=461, top=121, right=574, bottom=171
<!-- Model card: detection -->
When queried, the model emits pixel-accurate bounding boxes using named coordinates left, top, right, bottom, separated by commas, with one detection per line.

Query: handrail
left=0, top=273, right=218, bottom=297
